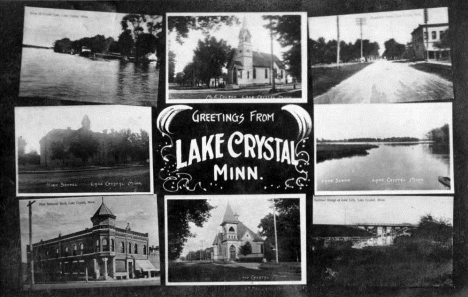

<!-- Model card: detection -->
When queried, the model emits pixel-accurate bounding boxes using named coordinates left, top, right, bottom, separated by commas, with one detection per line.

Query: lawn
left=409, top=63, right=453, bottom=82
left=18, top=166, right=151, bottom=193
left=168, top=262, right=302, bottom=282
left=312, top=63, right=371, bottom=98
left=169, top=87, right=302, bottom=99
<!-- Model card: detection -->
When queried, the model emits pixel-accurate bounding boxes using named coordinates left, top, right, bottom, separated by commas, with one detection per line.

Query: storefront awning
left=135, top=260, right=158, bottom=272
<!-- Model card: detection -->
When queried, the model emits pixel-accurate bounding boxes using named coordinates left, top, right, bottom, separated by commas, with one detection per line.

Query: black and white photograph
left=15, top=105, right=153, bottom=196
left=165, top=195, right=306, bottom=285
left=19, top=195, right=160, bottom=290
left=19, top=7, right=162, bottom=106
left=312, top=196, right=453, bottom=287
left=315, top=103, right=453, bottom=194
left=309, top=7, right=453, bottom=103
left=166, top=12, right=307, bottom=103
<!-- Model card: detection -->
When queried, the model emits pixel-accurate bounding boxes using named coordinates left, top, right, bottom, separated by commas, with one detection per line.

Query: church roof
left=237, top=222, right=264, bottom=242
left=221, top=203, right=239, bottom=225
left=228, top=48, right=286, bottom=69
left=91, top=199, right=116, bottom=219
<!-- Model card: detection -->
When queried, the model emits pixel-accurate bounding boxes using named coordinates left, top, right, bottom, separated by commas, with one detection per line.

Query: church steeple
left=221, top=202, right=239, bottom=226
left=238, top=16, right=252, bottom=43
left=91, top=197, right=116, bottom=227
left=237, top=16, right=253, bottom=75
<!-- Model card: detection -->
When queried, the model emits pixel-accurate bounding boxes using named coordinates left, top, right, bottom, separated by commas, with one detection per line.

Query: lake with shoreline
left=19, top=47, right=159, bottom=105
left=316, top=142, right=451, bottom=191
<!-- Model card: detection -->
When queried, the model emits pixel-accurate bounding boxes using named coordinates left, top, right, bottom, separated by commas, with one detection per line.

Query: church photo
left=15, top=105, right=153, bottom=196
left=165, top=195, right=306, bottom=285
left=166, top=13, right=307, bottom=103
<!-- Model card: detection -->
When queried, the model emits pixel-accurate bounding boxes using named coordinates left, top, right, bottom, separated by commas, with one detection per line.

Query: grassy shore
left=409, top=63, right=453, bottom=82
left=168, top=262, right=301, bottom=282
left=311, top=242, right=452, bottom=287
left=312, top=63, right=372, bottom=97
left=316, top=143, right=378, bottom=163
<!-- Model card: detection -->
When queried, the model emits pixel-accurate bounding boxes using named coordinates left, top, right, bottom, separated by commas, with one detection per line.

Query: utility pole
left=28, top=200, right=36, bottom=287
left=355, top=18, right=366, bottom=62
left=336, top=15, right=340, bottom=68
left=272, top=199, right=279, bottom=264
left=270, top=18, right=276, bottom=92
left=424, top=8, right=429, bottom=61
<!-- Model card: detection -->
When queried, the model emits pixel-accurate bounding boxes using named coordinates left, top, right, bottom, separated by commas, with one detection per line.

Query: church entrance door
left=229, top=245, right=236, bottom=261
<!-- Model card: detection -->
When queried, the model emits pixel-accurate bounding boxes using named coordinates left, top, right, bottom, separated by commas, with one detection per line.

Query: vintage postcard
left=156, top=104, right=311, bottom=194
left=312, top=196, right=453, bottom=287
left=166, top=12, right=307, bottom=103
left=19, top=7, right=162, bottom=106
left=15, top=105, right=153, bottom=196
left=314, top=102, right=454, bottom=195
left=19, top=195, right=160, bottom=290
left=309, top=7, right=453, bottom=103
left=165, top=194, right=306, bottom=285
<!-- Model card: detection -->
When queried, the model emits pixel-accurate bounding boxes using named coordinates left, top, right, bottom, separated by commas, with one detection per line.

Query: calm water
left=316, top=143, right=451, bottom=191
left=19, top=48, right=159, bottom=105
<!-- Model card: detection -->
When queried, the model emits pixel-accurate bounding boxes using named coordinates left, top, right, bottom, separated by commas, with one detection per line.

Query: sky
left=23, top=7, right=162, bottom=48
left=15, top=105, right=152, bottom=154
left=313, top=196, right=453, bottom=225
left=314, top=103, right=452, bottom=140
left=309, top=7, right=448, bottom=55
left=19, top=195, right=159, bottom=262
left=168, top=13, right=294, bottom=74
left=170, top=196, right=276, bottom=257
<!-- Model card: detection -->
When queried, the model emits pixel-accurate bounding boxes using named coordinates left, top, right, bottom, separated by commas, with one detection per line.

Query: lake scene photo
left=19, top=7, right=162, bottom=106
left=315, top=103, right=453, bottom=194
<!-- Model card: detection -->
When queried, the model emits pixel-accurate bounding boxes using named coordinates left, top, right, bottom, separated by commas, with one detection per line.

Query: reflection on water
left=316, top=143, right=451, bottom=191
left=19, top=48, right=159, bottom=105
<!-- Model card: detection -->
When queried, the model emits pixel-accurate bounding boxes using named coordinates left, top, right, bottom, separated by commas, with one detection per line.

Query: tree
left=240, top=242, right=252, bottom=256
left=118, top=29, right=134, bottom=57
left=434, top=29, right=450, bottom=49
left=167, top=200, right=214, bottom=260
left=263, top=15, right=302, bottom=81
left=168, top=16, right=239, bottom=44
left=192, top=37, right=231, bottom=87
left=168, top=51, right=176, bottom=83
left=258, top=199, right=301, bottom=262
left=68, top=130, right=99, bottom=165
left=383, top=38, right=406, bottom=60
left=50, top=140, right=69, bottom=165
left=413, top=214, right=453, bottom=243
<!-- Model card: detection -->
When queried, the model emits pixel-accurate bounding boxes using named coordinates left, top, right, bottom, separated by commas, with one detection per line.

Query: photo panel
left=309, top=7, right=453, bottom=104
left=19, top=195, right=160, bottom=290
left=15, top=105, right=153, bottom=196
left=165, top=194, right=306, bottom=285
left=311, top=196, right=453, bottom=287
left=19, top=7, right=162, bottom=106
left=314, top=102, right=454, bottom=195
left=166, top=12, right=308, bottom=103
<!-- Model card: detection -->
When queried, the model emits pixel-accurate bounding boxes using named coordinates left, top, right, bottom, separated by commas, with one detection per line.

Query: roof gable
left=237, top=222, right=264, bottom=242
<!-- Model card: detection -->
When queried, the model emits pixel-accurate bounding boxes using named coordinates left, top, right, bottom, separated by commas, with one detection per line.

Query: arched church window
left=253, top=68, right=256, bottom=79
left=229, top=226, right=235, bottom=232
left=265, top=68, right=268, bottom=79
left=247, top=71, right=250, bottom=79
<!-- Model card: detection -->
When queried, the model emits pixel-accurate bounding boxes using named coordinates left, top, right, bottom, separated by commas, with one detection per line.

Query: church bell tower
left=237, top=16, right=253, bottom=78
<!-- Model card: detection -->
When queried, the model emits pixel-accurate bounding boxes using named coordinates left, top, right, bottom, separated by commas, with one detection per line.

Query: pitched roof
left=221, top=203, right=239, bottom=225
left=252, top=51, right=285, bottom=69
left=92, top=199, right=116, bottom=219
left=237, top=222, right=264, bottom=242
left=212, top=233, right=222, bottom=245
left=411, top=23, right=449, bottom=35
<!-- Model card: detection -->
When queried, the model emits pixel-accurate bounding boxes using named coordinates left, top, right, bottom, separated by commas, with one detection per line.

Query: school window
left=253, top=68, right=256, bottom=79
left=120, top=242, right=125, bottom=253
left=432, top=31, right=437, bottom=40
left=424, top=32, right=428, bottom=40
left=440, top=30, right=445, bottom=40
left=247, top=71, right=250, bottom=79
left=128, top=243, right=132, bottom=254
left=143, top=245, right=147, bottom=255
left=110, top=239, right=114, bottom=252
left=134, top=243, right=138, bottom=254
left=265, top=68, right=268, bottom=79
left=239, top=70, right=242, bottom=79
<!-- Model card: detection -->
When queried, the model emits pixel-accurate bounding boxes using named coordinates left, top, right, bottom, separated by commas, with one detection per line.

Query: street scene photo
left=15, top=105, right=153, bottom=196
left=315, top=103, right=453, bottom=194
left=165, top=195, right=305, bottom=285
left=20, top=195, right=160, bottom=290
left=19, top=7, right=162, bottom=106
left=312, top=196, right=453, bottom=287
left=309, top=7, right=453, bottom=103
left=167, top=13, right=307, bottom=103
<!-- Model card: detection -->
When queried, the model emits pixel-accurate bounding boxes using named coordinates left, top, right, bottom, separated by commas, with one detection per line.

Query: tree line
left=54, top=14, right=162, bottom=61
